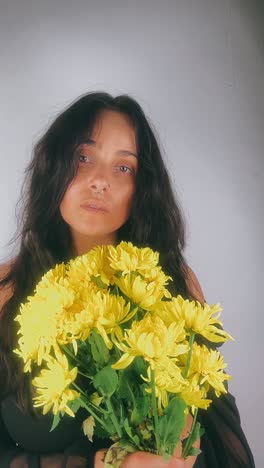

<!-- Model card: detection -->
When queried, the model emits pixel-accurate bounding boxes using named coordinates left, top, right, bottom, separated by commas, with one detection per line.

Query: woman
left=0, top=92, right=255, bottom=467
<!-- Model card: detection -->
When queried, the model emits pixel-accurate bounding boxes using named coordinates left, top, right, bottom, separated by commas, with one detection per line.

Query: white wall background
left=0, top=0, right=263, bottom=465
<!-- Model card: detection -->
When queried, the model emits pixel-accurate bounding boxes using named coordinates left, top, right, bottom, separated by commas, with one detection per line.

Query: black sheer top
left=0, top=392, right=102, bottom=467
left=0, top=388, right=255, bottom=467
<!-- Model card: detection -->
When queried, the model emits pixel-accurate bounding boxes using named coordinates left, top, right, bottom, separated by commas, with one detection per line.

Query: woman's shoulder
left=185, top=265, right=206, bottom=303
left=0, top=262, right=11, bottom=277
left=0, top=262, right=14, bottom=311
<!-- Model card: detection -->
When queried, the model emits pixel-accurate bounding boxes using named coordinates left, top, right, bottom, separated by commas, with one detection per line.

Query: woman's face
left=60, top=110, right=138, bottom=255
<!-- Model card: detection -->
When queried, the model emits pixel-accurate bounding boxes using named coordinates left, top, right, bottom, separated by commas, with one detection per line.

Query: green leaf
left=182, top=421, right=203, bottom=458
left=89, top=330, right=110, bottom=368
left=140, top=427, right=152, bottom=441
left=118, top=372, right=132, bottom=400
left=158, top=398, right=187, bottom=453
left=131, top=397, right=149, bottom=425
left=104, top=441, right=136, bottom=468
left=91, top=274, right=107, bottom=289
left=103, top=416, right=118, bottom=437
left=123, top=419, right=140, bottom=447
left=94, top=422, right=112, bottom=439
left=68, top=398, right=82, bottom=413
left=111, top=284, right=121, bottom=295
left=94, top=366, right=118, bottom=397
left=50, top=413, right=61, bottom=432
left=118, top=440, right=137, bottom=453
left=114, top=271, right=123, bottom=279
left=77, top=341, right=94, bottom=369
left=131, top=356, right=147, bottom=377
left=186, top=447, right=202, bottom=456
left=83, top=416, right=96, bottom=442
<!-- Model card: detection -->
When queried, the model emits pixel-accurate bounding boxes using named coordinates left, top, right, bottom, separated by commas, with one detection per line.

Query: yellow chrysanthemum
left=62, top=291, right=135, bottom=348
left=34, top=264, right=76, bottom=318
left=143, top=266, right=172, bottom=299
left=179, top=384, right=212, bottom=414
left=180, top=342, right=231, bottom=397
left=67, top=245, right=114, bottom=289
left=113, top=272, right=168, bottom=311
left=14, top=297, right=60, bottom=371
left=87, top=291, right=136, bottom=348
left=14, top=265, right=77, bottom=369
left=55, top=283, right=99, bottom=348
left=107, top=241, right=160, bottom=275
left=35, top=263, right=67, bottom=295
left=112, top=314, right=188, bottom=369
left=32, top=353, right=80, bottom=417
left=142, top=358, right=187, bottom=413
left=156, top=296, right=233, bottom=343
left=58, top=307, right=95, bottom=345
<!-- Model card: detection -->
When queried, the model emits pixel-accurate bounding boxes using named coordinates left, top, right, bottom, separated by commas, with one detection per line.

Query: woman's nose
left=89, top=179, right=110, bottom=194
left=88, top=167, right=110, bottom=194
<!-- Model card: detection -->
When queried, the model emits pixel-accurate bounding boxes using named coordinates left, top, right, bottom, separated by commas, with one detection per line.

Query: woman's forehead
left=79, top=110, right=138, bottom=152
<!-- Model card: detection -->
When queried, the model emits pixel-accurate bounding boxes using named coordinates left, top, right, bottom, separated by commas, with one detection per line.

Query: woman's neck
left=71, top=231, right=117, bottom=256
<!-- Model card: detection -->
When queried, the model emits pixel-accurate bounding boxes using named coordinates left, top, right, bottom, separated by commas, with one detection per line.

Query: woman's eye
left=79, top=155, right=89, bottom=163
left=119, top=165, right=132, bottom=173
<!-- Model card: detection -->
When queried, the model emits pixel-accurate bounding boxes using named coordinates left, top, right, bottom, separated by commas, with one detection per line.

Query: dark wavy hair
left=0, top=91, right=194, bottom=409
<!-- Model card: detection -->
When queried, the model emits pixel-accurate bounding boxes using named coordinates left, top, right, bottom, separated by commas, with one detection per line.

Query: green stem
left=72, top=381, right=88, bottom=399
left=182, top=408, right=199, bottom=458
left=104, top=395, right=122, bottom=438
left=72, top=386, right=109, bottom=429
left=150, top=368, right=160, bottom=452
left=73, top=383, right=108, bottom=415
left=183, top=332, right=195, bottom=379
left=61, top=345, right=93, bottom=380
left=124, top=427, right=142, bottom=450
left=61, top=344, right=82, bottom=366
left=77, top=370, right=93, bottom=380
left=125, top=379, right=137, bottom=407
left=77, top=397, right=109, bottom=430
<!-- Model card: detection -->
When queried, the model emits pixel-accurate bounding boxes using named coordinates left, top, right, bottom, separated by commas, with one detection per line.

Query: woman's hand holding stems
left=94, top=413, right=198, bottom=467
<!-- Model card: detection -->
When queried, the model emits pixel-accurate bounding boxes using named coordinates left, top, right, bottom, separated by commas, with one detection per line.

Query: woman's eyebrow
left=116, top=149, right=138, bottom=158
left=80, top=138, right=138, bottom=158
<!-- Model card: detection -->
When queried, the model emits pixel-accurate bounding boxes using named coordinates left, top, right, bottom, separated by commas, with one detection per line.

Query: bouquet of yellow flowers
left=14, top=241, right=233, bottom=466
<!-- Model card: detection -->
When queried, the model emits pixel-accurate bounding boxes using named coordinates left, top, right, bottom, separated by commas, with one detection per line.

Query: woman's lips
left=80, top=202, right=109, bottom=213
